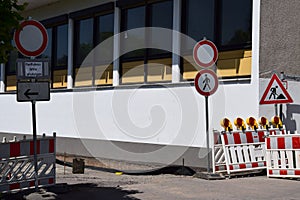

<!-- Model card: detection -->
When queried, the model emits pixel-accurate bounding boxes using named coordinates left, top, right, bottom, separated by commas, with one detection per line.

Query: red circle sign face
left=194, top=69, right=219, bottom=96
left=193, top=40, right=218, bottom=68
left=14, top=20, right=48, bottom=57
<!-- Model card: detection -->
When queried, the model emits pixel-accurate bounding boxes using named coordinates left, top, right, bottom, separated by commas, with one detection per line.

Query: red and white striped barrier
left=0, top=137, right=55, bottom=159
left=0, top=177, right=55, bottom=193
left=213, top=130, right=267, bottom=175
left=0, top=133, right=56, bottom=193
left=212, top=131, right=225, bottom=173
left=267, top=125, right=287, bottom=136
left=266, top=134, right=300, bottom=178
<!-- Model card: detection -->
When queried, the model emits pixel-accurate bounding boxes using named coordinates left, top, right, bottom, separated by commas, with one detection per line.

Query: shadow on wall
left=283, top=104, right=300, bottom=133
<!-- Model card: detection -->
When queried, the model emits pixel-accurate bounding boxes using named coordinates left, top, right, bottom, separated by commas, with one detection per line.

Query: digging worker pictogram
left=269, top=86, right=278, bottom=99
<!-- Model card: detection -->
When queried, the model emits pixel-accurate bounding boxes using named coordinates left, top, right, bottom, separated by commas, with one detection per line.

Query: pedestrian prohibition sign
left=194, top=69, right=219, bottom=176
left=260, top=73, right=293, bottom=105
left=195, top=69, right=219, bottom=96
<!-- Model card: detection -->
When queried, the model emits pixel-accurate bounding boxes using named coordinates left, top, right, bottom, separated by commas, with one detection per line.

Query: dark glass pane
left=7, top=42, right=18, bottom=74
left=40, top=28, right=52, bottom=59
left=56, top=24, right=68, bottom=68
left=181, top=0, right=214, bottom=81
left=98, top=13, right=114, bottom=44
left=183, top=0, right=215, bottom=52
left=126, top=6, right=145, bottom=29
left=122, top=6, right=146, bottom=59
left=75, top=18, right=94, bottom=66
left=221, top=0, right=252, bottom=46
left=96, top=13, right=114, bottom=64
left=151, top=1, right=173, bottom=29
left=149, top=0, right=173, bottom=56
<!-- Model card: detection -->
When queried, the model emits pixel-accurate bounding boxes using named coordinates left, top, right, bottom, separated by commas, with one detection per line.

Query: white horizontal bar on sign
left=266, top=149, right=297, bottom=151
left=224, top=142, right=265, bottom=147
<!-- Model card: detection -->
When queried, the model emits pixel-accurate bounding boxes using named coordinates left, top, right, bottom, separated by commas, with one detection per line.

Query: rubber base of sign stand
left=194, top=172, right=226, bottom=180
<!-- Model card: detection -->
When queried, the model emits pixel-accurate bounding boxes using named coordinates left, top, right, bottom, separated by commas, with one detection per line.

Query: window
left=75, top=18, right=94, bottom=68
left=181, top=0, right=253, bottom=80
left=95, top=13, right=114, bottom=86
left=42, top=21, right=68, bottom=89
left=73, top=11, right=114, bottom=87
left=5, top=41, right=18, bottom=91
left=122, top=6, right=146, bottom=60
left=181, top=0, right=215, bottom=81
left=50, top=24, right=68, bottom=88
left=220, top=0, right=252, bottom=47
left=40, top=28, right=52, bottom=60
left=56, top=25, right=68, bottom=68
left=120, top=0, right=173, bottom=84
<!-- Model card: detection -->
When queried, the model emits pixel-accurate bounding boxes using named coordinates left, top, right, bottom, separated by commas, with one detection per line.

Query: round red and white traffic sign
left=194, top=69, right=219, bottom=96
left=193, top=40, right=218, bottom=68
left=14, top=20, right=48, bottom=57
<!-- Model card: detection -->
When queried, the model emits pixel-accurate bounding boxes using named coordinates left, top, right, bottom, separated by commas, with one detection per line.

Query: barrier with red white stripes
left=266, top=125, right=287, bottom=136
left=213, top=130, right=267, bottom=175
left=0, top=133, right=56, bottom=193
left=212, top=131, right=225, bottom=173
left=266, top=134, right=300, bottom=178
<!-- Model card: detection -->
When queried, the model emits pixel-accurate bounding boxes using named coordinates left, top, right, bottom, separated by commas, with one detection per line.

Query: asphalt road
left=2, top=164, right=299, bottom=200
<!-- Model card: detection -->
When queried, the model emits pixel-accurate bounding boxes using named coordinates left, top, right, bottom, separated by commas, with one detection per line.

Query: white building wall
left=0, top=82, right=259, bottom=148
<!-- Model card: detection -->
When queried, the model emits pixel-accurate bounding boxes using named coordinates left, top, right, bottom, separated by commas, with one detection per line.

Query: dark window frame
left=181, top=0, right=252, bottom=52
left=218, top=0, right=252, bottom=50
left=5, top=49, right=19, bottom=76
left=71, top=3, right=114, bottom=87
left=120, top=0, right=173, bottom=82
left=180, top=0, right=253, bottom=81
left=41, top=14, right=68, bottom=71
left=41, top=15, right=69, bottom=89
left=72, top=3, right=114, bottom=68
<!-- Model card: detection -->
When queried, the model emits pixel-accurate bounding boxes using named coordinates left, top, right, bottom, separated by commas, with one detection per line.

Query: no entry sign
left=193, top=40, right=218, bottom=68
left=14, top=20, right=48, bottom=57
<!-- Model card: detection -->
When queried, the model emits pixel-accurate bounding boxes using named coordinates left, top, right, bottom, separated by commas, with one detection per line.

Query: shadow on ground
left=1, top=183, right=141, bottom=200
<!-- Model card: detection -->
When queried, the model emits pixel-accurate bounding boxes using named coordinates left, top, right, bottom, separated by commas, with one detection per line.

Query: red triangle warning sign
left=260, top=74, right=293, bottom=105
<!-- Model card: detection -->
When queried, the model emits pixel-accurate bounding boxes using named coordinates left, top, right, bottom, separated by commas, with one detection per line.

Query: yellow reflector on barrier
left=234, top=117, right=246, bottom=131
left=259, top=116, right=269, bottom=129
left=220, top=118, right=233, bottom=131
left=246, top=117, right=258, bottom=130
left=271, top=116, right=282, bottom=128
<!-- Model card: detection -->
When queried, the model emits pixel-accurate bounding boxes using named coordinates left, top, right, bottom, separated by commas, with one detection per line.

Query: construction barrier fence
left=0, top=133, right=56, bottom=193
left=266, top=134, right=300, bottom=178
left=213, top=130, right=266, bottom=175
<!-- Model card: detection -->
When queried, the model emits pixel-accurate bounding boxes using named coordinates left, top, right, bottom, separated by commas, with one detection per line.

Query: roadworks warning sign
left=260, top=74, right=293, bottom=105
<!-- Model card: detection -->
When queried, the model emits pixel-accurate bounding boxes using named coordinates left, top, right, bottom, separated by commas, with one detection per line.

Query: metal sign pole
left=31, top=99, right=38, bottom=190
left=275, top=104, right=278, bottom=116
left=205, top=96, right=211, bottom=173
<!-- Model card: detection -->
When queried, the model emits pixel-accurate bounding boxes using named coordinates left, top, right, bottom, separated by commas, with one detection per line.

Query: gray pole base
left=194, top=172, right=226, bottom=180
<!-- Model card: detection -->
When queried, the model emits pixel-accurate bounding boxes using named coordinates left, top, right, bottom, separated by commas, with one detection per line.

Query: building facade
left=0, top=0, right=298, bottom=168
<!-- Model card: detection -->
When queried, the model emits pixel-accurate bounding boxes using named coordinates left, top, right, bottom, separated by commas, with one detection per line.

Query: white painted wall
left=259, top=79, right=300, bottom=133
left=0, top=82, right=259, bottom=148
